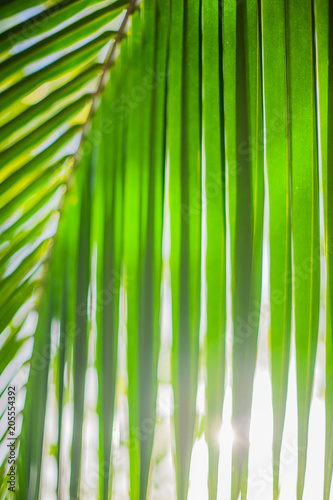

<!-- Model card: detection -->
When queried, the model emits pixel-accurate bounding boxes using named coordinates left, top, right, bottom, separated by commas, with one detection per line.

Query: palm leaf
left=1, top=1, right=332, bottom=499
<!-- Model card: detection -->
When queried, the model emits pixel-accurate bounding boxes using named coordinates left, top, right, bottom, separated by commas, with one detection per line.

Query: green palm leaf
left=1, top=1, right=332, bottom=499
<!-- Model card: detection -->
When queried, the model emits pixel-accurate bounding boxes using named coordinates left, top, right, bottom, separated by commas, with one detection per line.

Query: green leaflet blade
left=229, top=1, right=264, bottom=498
left=324, top=1, right=333, bottom=498
left=230, top=1, right=253, bottom=493
left=135, top=1, right=157, bottom=498
left=123, top=4, right=168, bottom=498
left=51, top=215, right=68, bottom=498
left=137, top=1, right=167, bottom=497
left=123, top=12, right=142, bottom=499
left=222, top=0, right=236, bottom=264
left=56, top=170, right=82, bottom=497
left=168, top=0, right=202, bottom=498
left=16, top=282, right=53, bottom=499
left=286, top=1, right=321, bottom=497
left=94, top=53, right=125, bottom=498
left=202, top=1, right=226, bottom=498
left=262, top=1, right=292, bottom=498
left=69, top=134, right=92, bottom=499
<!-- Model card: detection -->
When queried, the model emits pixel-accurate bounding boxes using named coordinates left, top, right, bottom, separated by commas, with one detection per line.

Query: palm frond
left=0, top=0, right=332, bottom=499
